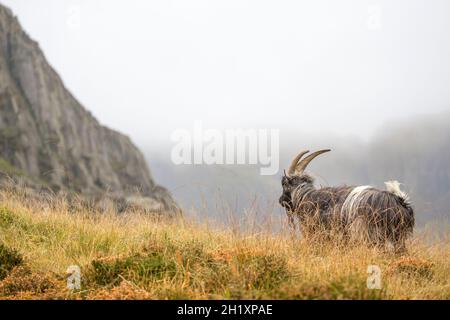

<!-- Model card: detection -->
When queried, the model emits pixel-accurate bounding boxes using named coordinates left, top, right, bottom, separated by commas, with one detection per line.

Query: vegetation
left=0, top=188, right=448, bottom=300
left=0, top=157, right=23, bottom=176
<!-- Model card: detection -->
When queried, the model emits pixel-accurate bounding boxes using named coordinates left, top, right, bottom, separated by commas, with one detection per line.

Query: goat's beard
left=279, top=193, right=293, bottom=211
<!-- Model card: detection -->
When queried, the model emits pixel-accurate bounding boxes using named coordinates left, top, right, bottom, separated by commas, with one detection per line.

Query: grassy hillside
left=0, top=188, right=448, bottom=300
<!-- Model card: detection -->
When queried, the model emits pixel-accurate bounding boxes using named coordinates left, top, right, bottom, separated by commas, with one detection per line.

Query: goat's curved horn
left=287, top=150, right=310, bottom=176
left=295, top=149, right=331, bottom=175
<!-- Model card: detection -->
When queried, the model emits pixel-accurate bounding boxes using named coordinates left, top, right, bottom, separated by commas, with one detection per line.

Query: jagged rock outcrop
left=0, top=4, right=177, bottom=213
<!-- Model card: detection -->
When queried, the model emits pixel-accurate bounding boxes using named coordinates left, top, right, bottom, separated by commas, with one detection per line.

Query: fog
left=3, top=0, right=450, bottom=147
left=2, top=0, right=449, bottom=223
left=145, top=111, right=450, bottom=225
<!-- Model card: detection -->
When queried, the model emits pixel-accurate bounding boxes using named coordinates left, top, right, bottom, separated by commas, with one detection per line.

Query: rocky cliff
left=0, top=5, right=177, bottom=212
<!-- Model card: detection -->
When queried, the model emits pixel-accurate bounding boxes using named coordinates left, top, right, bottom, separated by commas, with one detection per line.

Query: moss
left=0, top=243, right=24, bottom=280
left=88, top=252, right=176, bottom=287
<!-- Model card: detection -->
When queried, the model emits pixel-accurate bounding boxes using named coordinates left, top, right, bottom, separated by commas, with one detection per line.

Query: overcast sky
left=2, top=0, right=450, bottom=148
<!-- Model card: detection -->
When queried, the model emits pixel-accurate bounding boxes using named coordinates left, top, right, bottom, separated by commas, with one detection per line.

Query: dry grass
left=0, top=188, right=448, bottom=300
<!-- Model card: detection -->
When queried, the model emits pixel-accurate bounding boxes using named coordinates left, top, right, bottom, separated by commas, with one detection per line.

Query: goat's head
left=279, top=149, right=331, bottom=210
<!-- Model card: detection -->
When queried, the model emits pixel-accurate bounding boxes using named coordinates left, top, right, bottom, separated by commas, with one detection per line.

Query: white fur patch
left=385, top=180, right=410, bottom=204
left=341, top=186, right=372, bottom=221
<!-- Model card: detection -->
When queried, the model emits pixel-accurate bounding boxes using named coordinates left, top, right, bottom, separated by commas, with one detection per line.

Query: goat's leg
left=391, top=229, right=408, bottom=255
left=286, top=210, right=298, bottom=231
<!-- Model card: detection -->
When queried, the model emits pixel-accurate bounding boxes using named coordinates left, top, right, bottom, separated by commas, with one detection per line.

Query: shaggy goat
left=279, top=149, right=414, bottom=251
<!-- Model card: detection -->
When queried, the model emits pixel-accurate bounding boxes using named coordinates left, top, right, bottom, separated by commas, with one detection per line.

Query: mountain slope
left=0, top=5, right=176, bottom=211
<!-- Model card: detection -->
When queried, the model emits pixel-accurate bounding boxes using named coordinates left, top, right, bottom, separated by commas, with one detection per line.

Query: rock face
left=0, top=5, right=177, bottom=212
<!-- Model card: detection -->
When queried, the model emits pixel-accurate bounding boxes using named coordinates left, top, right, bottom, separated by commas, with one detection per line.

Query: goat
left=279, top=149, right=414, bottom=252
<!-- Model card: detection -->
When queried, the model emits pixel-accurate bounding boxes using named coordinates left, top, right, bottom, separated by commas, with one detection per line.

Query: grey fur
left=279, top=151, right=415, bottom=252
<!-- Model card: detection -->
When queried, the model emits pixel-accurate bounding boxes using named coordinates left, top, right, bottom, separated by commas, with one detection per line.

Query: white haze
left=2, top=0, right=450, bottom=150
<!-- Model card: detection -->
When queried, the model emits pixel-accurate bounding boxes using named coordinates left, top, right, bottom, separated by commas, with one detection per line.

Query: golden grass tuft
left=87, top=281, right=154, bottom=300
left=0, top=266, right=70, bottom=300
left=0, top=187, right=448, bottom=300
left=387, top=257, right=435, bottom=279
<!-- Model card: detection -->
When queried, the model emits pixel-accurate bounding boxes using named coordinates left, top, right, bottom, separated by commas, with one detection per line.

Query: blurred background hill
left=149, top=111, right=450, bottom=225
